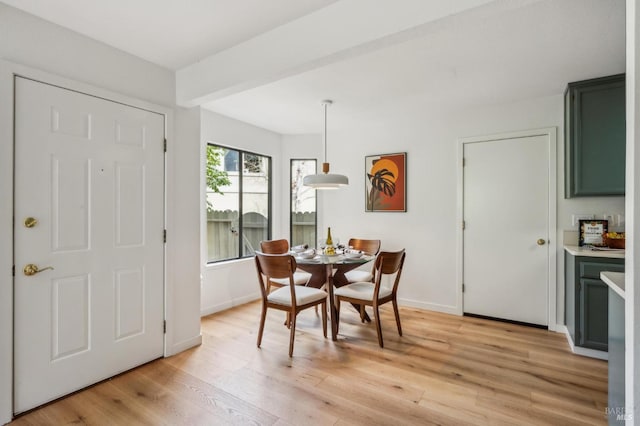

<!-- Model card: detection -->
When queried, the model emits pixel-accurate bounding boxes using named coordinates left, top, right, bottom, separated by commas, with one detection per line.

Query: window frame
left=289, top=158, right=317, bottom=249
left=206, top=143, right=272, bottom=264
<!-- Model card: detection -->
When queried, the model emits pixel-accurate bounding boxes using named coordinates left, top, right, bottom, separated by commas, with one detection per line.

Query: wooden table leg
left=326, top=264, right=338, bottom=341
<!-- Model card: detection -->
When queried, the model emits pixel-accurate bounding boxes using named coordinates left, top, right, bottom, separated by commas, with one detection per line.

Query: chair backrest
left=348, top=238, right=381, bottom=256
left=373, top=249, right=406, bottom=295
left=254, top=252, right=298, bottom=300
left=260, top=239, right=290, bottom=254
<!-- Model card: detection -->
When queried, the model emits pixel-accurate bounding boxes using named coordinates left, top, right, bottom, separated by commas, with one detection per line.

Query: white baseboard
left=166, top=334, right=202, bottom=357
left=559, top=325, right=608, bottom=360
left=398, top=298, right=460, bottom=315
left=201, top=293, right=261, bottom=317
left=202, top=295, right=460, bottom=317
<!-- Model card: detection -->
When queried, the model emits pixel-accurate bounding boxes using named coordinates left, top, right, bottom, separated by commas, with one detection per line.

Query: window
left=206, top=144, right=271, bottom=262
left=290, top=159, right=317, bottom=248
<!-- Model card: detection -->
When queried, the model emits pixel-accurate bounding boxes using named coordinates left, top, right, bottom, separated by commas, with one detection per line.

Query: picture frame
left=365, top=152, right=406, bottom=212
left=579, top=219, right=608, bottom=246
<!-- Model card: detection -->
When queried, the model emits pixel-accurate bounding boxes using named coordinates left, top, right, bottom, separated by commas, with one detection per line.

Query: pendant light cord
left=323, top=101, right=328, bottom=163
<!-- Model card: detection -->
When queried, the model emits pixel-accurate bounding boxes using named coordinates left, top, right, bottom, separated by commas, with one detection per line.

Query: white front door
left=463, top=132, right=551, bottom=326
left=13, top=77, right=165, bottom=413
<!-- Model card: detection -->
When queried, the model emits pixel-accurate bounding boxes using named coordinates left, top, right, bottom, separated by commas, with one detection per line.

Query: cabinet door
left=565, top=74, right=625, bottom=197
left=578, top=278, right=608, bottom=350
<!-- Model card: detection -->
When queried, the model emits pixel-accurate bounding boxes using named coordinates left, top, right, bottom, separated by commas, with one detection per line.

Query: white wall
left=168, top=106, right=203, bottom=353
left=0, top=5, right=201, bottom=423
left=0, top=4, right=174, bottom=107
left=200, top=109, right=284, bottom=315
left=206, top=92, right=625, bottom=324
left=279, top=94, right=625, bottom=319
left=203, top=91, right=626, bottom=325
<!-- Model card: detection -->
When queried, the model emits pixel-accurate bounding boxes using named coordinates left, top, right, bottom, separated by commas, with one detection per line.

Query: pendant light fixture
left=303, top=100, right=349, bottom=189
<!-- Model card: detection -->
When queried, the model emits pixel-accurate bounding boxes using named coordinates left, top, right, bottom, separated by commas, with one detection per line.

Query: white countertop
left=564, top=245, right=625, bottom=259
left=601, top=271, right=625, bottom=299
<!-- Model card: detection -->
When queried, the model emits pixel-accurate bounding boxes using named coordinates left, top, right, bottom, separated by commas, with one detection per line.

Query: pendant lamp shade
left=303, top=100, right=349, bottom=189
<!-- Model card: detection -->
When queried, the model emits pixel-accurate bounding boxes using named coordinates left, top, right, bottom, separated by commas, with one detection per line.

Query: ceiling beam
left=175, top=0, right=501, bottom=107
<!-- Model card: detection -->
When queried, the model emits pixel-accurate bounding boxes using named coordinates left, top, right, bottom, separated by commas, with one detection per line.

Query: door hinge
left=163, top=229, right=167, bottom=243
left=163, top=139, right=167, bottom=152
left=462, top=221, right=466, bottom=230
left=163, top=320, right=167, bottom=334
left=12, top=265, right=15, bottom=277
left=462, top=283, right=465, bottom=293
left=462, top=158, right=466, bottom=167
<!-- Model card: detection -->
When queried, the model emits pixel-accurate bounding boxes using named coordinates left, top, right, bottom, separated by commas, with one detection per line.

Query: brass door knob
left=537, top=239, right=546, bottom=246
left=23, top=264, right=54, bottom=276
left=24, top=217, right=38, bottom=228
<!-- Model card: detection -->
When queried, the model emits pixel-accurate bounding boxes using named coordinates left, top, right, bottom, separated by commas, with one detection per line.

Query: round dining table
left=295, top=254, right=374, bottom=341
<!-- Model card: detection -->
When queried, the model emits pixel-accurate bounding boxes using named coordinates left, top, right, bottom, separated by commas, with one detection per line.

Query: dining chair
left=334, top=249, right=406, bottom=348
left=255, top=252, right=327, bottom=357
left=343, top=238, right=381, bottom=284
left=260, top=239, right=312, bottom=292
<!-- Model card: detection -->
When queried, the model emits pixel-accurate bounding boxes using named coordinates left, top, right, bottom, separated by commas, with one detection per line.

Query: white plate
left=297, top=251, right=316, bottom=259
left=344, top=252, right=363, bottom=259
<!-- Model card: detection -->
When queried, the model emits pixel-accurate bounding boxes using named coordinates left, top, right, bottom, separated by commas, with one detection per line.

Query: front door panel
left=14, top=77, right=165, bottom=413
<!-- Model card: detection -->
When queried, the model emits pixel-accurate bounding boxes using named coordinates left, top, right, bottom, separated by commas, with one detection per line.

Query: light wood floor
left=11, top=302, right=607, bottom=425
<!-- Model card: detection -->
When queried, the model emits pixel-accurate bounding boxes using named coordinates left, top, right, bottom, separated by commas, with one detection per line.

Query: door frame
left=0, top=60, right=173, bottom=422
left=455, top=127, right=557, bottom=330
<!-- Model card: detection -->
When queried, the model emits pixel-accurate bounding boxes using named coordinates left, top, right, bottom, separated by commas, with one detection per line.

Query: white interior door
left=13, top=77, right=165, bottom=413
left=463, top=134, right=549, bottom=326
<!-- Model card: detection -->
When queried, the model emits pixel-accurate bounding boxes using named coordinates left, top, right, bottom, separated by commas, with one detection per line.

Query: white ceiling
left=202, top=0, right=626, bottom=133
left=2, top=0, right=625, bottom=135
left=1, top=0, right=338, bottom=70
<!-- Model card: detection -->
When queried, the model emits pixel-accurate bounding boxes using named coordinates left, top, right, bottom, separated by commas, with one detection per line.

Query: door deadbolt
left=23, top=264, right=54, bottom=276
left=24, top=217, right=38, bottom=228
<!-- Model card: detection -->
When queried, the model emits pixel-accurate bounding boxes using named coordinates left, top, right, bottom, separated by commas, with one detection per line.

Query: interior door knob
left=23, top=264, right=54, bottom=276
left=537, top=239, right=546, bottom=246
left=24, top=217, right=38, bottom=228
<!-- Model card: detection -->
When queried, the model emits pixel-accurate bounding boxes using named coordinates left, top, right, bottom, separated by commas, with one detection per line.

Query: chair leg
left=373, top=304, right=384, bottom=348
left=288, top=311, right=297, bottom=357
left=360, top=305, right=366, bottom=323
left=257, top=304, right=267, bottom=348
left=321, top=301, right=327, bottom=338
left=392, top=298, right=402, bottom=336
left=335, top=298, right=341, bottom=334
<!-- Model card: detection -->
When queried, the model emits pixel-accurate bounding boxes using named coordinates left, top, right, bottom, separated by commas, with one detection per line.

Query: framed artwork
left=365, top=152, right=406, bottom=212
left=579, top=219, right=608, bottom=246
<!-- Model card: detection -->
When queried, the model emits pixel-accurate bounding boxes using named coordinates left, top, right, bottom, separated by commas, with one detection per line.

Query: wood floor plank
left=9, top=301, right=607, bottom=425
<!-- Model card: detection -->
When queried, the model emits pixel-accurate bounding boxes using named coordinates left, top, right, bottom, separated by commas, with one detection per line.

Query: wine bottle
left=325, top=227, right=335, bottom=254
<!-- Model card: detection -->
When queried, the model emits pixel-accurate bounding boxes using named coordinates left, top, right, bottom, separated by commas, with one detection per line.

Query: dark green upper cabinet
left=565, top=74, right=626, bottom=198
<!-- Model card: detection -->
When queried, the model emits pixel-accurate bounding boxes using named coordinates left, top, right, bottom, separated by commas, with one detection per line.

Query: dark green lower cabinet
left=565, top=253, right=624, bottom=351
left=578, top=278, right=608, bottom=350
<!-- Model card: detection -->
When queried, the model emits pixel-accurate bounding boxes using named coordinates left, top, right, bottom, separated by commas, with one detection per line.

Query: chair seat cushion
left=268, top=285, right=327, bottom=306
left=334, top=282, right=392, bottom=301
left=269, top=270, right=312, bottom=286
left=344, top=269, right=373, bottom=283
